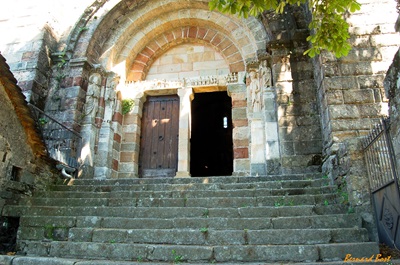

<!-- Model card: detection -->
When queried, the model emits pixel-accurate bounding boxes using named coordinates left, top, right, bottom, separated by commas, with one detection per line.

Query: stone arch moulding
left=128, top=28, right=245, bottom=81
left=113, top=14, right=265, bottom=81
left=73, top=0, right=268, bottom=78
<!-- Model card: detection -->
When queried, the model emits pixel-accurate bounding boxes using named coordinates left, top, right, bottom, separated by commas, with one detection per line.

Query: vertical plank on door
left=139, top=95, right=179, bottom=178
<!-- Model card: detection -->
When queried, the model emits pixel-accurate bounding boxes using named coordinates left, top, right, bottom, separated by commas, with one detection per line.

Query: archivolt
left=128, top=24, right=245, bottom=81
left=77, top=0, right=268, bottom=80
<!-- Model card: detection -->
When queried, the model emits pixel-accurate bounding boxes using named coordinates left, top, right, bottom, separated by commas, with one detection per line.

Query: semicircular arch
left=128, top=26, right=244, bottom=81
left=76, top=0, right=269, bottom=81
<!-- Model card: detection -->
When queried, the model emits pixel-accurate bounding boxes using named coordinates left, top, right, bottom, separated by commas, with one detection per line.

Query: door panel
left=139, top=95, right=179, bottom=178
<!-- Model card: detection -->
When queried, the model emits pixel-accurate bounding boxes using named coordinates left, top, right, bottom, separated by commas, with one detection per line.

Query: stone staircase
left=1, top=174, right=380, bottom=264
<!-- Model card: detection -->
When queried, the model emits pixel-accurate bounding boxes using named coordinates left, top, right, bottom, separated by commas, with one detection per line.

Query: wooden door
left=139, top=95, right=179, bottom=178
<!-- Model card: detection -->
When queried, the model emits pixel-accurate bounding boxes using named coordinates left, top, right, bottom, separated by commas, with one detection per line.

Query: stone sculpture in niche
left=260, top=60, right=272, bottom=88
left=105, top=76, right=118, bottom=121
left=85, top=73, right=102, bottom=122
left=249, top=71, right=262, bottom=112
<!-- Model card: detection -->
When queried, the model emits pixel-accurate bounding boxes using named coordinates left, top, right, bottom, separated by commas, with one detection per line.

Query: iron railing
left=28, top=104, right=82, bottom=170
left=363, top=117, right=399, bottom=192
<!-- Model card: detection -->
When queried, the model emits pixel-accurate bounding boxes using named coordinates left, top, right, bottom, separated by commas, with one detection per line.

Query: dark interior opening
left=190, top=91, right=233, bottom=177
left=0, top=216, right=20, bottom=254
left=10, top=166, right=22, bottom=182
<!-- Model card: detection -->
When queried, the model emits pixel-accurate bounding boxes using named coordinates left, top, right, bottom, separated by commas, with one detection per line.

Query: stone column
left=263, top=85, right=281, bottom=174
left=111, top=91, right=123, bottom=178
left=118, top=90, right=144, bottom=178
left=80, top=72, right=103, bottom=178
left=93, top=75, right=119, bottom=179
left=248, top=68, right=267, bottom=176
left=261, top=62, right=281, bottom=174
left=250, top=115, right=266, bottom=176
left=228, top=79, right=250, bottom=176
left=175, top=87, right=193, bottom=178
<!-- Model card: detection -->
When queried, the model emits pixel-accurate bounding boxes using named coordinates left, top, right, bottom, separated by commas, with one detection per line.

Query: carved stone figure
left=249, top=71, right=262, bottom=112
left=85, top=73, right=102, bottom=122
left=104, top=76, right=119, bottom=121
left=260, top=60, right=272, bottom=88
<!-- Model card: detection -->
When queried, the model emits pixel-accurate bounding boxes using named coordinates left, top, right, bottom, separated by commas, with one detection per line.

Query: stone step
left=5, top=204, right=351, bottom=219
left=33, top=185, right=335, bottom=199
left=16, top=241, right=380, bottom=263
left=19, top=227, right=369, bottom=245
left=17, top=212, right=362, bottom=234
left=51, top=178, right=331, bottom=192
left=1, top=255, right=395, bottom=265
left=19, top=211, right=351, bottom=232
left=5, top=174, right=381, bottom=263
left=67, top=174, right=323, bottom=186
left=21, top=193, right=339, bottom=208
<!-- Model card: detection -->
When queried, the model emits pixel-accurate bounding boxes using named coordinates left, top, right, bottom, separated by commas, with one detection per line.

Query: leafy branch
left=208, top=0, right=361, bottom=58
left=122, top=99, right=135, bottom=115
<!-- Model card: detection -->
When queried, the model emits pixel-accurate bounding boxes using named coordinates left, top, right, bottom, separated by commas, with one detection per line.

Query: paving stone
left=214, top=245, right=319, bottom=262
left=318, top=242, right=380, bottom=262
left=0, top=255, right=13, bottom=265
left=146, top=245, right=213, bottom=262
left=11, top=257, right=76, bottom=265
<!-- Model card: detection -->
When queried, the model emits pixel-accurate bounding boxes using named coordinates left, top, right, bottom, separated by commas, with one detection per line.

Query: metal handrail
left=29, top=104, right=81, bottom=138
left=28, top=104, right=82, bottom=170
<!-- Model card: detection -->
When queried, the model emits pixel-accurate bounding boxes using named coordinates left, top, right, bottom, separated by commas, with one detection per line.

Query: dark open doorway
left=190, top=91, right=233, bottom=177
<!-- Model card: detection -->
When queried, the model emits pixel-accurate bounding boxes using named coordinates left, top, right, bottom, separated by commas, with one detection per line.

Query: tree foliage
left=209, top=0, right=361, bottom=58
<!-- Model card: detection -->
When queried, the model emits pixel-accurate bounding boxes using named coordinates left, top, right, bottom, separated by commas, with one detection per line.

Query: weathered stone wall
left=384, top=13, right=400, bottom=181
left=1, top=26, right=57, bottom=109
left=315, top=0, right=400, bottom=208
left=263, top=4, right=323, bottom=175
left=273, top=50, right=322, bottom=174
left=0, top=0, right=92, bottom=110
left=386, top=56, right=400, bottom=177
left=0, top=57, right=57, bottom=215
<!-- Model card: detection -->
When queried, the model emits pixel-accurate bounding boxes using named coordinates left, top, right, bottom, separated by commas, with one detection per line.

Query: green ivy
left=208, top=0, right=361, bottom=58
left=122, top=99, right=135, bottom=115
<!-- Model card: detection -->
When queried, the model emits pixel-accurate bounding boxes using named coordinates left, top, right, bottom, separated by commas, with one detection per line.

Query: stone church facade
left=1, top=0, right=400, bottom=211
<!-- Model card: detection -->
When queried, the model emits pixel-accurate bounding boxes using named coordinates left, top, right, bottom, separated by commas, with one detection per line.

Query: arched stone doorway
left=68, top=0, right=282, bottom=179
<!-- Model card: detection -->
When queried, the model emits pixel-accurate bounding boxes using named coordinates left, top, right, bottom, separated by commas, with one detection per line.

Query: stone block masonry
left=229, top=84, right=250, bottom=175
left=271, top=49, right=323, bottom=174
left=3, top=26, right=57, bottom=109
left=315, top=0, right=400, bottom=209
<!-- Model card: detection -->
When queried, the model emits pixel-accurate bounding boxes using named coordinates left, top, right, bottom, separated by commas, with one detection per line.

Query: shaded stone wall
left=386, top=53, right=400, bottom=177
left=262, top=4, right=323, bottom=175
left=0, top=55, right=57, bottom=216
left=384, top=13, right=400, bottom=181
left=315, top=0, right=400, bottom=207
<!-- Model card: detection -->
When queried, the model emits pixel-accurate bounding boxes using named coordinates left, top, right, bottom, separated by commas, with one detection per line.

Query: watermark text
left=344, top=254, right=391, bottom=263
